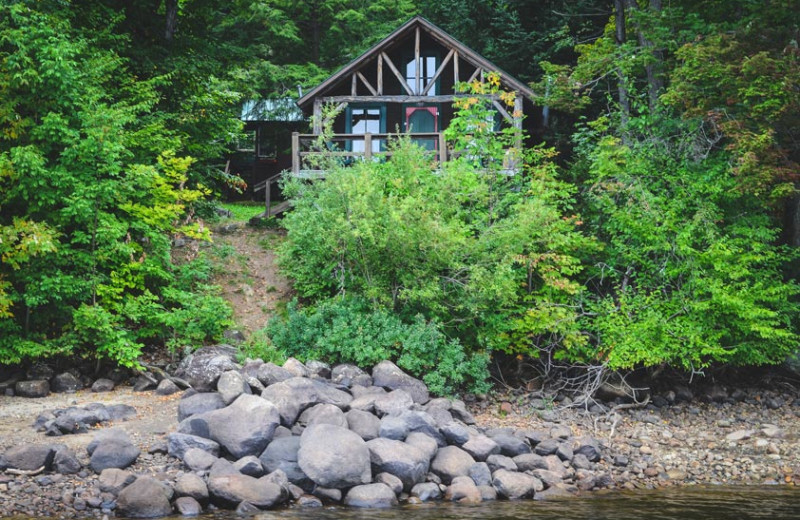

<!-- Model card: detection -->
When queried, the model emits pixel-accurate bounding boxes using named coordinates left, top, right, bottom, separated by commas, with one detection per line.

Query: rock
left=490, top=434, right=531, bottom=457
left=442, top=423, right=472, bottom=445
left=344, top=483, right=398, bottom=508
left=534, top=438, right=560, bottom=456
left=174, top=496, right=202, bottom=516
left=405, top=432, right=439, bottom=461
left=444, top=476, right=482, bottom=503
left=449, top=400, right=476, bottom=425
left=283, top=357, right=310, bottom=378
left=461, top=434, right=500, bottom=461
left=297, top=424, right=372, bottom=489
left=556, top=444, right=574, bottom=462
left=235, top=501, right=260, bottom=515
left=134, top=374, right=158, bottom=392
left=256, top=363, right=293, bottom=386
left=51, top=372, right=81, bottom=393
left=374, top=472, right=403, bottom=495
left=90, top=440, right=140, bottom=473
left=431, top=446, right=476, bottom=484
left=209, top=458, right=239, bottom=478
left=346, top=409, right=381, bottom=441
left=371, top=361, right=429, bottom=404
left=207, top=474, right=284, bottom=509
left=486, top=454, right=517, bottom=473
left=573, top=437, right=602, bottom=462
left=572, top=453, right=592, bottom=470
left=223, top=329, right=246, bottom=343
left=258, top=436, right=310, bottom=489
left=492, top=469, right=539, bottom=499
left=366, top=438, right=429, bottom=491
left=99, top=468, right=136, bottom=494
left=386, top=410, right=445, bottom=445
left=331, top=364, right=370, bottom=387
left=174, top=474, right=209, bottom=504
left=469, top=462, right=493, bottom=486
left=178, top=392, right=226, bottom=422
left=15, top=380, right=50, bottom=398
left=726, top=429, right=756, bottom=442
left=153, top=379, right=179, bottom=395
left=306, top=360, right=332, bottom=379
left=297, top=403, right=348, bottom=429
left=532, top=469, right=564, bottom=488
left=175, top=345, right=240, bottom=392
left=296, top=495, right=323, bottom=507
left=167, top=433, right=220, bottom=459
left=203, top=394, right=280, bottom=459
left=378, top=414, right=408, bottom=440
left=478, top=485, right=498, bottom=501
left=106, top=404, right=137, bottom=421
left=411, top=482, right=442, bottom=501
left=53, top=446, right=81, bottom=474
left=234, top=455, right=265, bottom=477
left=2, top=444, right=55, bottom=471
left=313, top=487, right=342, bottom=503
left=183, top=448, right=218, bottom=472
left=373, top=389, right=415, bottom=417
left=116, top=476, right=173, bottom=518
left=261, top=377, right=352, bottom=426
left=216, top=370, right=250, bottom=405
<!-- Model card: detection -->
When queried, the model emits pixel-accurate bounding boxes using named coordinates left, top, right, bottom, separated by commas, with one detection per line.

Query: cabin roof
left=297, top=16, right=536, bottom=110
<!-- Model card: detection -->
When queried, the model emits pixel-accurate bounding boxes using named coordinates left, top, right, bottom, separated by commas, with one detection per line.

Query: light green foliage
left=267, top=297, right=489, bottom=395
left=278, top=80, right=590, bottom=388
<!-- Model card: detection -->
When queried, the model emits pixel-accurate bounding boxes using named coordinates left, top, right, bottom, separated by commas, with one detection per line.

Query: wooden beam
left=312, top=99, right=322, bottom=134
left=415, top=27, right=421, bottom=95
left=377, top=54, right=383, bottom=95
left=381, top=52, right=414, bottom=96
left=292, top=132, right=300, bottom=174
left=422, top=48, right=454, bottom=95
left=351, top=73, right=357, bottom=95
left=492, top=99, right=514, bottom=125
left=322, top=94, right=501, bottom=104
left=356, top=72, right=377, bottom=96
left=513, top=92, right=523, bottom=130
left=468, top=67, right=482, bottom=83
left=453, top=51, right=459, bottom=87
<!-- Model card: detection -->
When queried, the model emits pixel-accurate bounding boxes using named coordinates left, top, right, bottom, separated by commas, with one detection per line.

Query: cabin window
left=345, top=104, right=386, bottom=154
left=237, top=129, right=256, bottom=153
left=406, top=55, right=437, bottom=95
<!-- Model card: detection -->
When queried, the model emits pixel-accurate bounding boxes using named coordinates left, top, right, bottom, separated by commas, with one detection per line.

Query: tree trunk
left=614, top=0, right=631, bottom=138
left=165, top=0, right=179, bottom=42
left=633, top=0, right=665, bottom=112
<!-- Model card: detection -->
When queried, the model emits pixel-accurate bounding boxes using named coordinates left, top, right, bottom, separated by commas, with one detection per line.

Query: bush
left=266, top=297, right=490, bottom=396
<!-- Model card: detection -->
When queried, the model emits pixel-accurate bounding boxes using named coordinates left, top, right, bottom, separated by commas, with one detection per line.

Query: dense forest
left=1, top=0, right=798, bottom=393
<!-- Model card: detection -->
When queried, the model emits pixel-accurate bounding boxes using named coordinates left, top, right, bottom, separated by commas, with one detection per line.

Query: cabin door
left=405, top=106, right=438, bottom=151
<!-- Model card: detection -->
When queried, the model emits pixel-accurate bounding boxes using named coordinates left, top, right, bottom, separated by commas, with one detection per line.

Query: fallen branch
left=6, top=465, right=46, bottom=476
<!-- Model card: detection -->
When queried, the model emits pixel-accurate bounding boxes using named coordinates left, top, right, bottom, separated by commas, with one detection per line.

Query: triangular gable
left=296, top=16, right=535, bottom=110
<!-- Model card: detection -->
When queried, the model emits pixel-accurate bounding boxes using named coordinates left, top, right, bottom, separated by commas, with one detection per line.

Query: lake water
left=218, top=486, right=798, bottom=520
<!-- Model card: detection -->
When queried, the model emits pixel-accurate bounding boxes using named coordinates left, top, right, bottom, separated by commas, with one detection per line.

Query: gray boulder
left=373, top=389, right=414, bottom=417
left=372, top=361, right=429, bottom=404
left=99, top=468, right=136, bottom=494
left=468, top=462, right=492, bottom=486
left=15, top=380, right=50, bottom=398
left=203, top=394, right=280, bottom=459
left=233, top=455, right=265, bottom=477
left=442, top=422, right=472, bottom=445
left=174, top=473, right=209, bottom=504
left=405, top=432, right=439, bottom=461
left=573, top=436, right=602, bottom=462
left=53, top=446, right=81, bottom=474
left=346, top=409, right=381, bottom=441
left=444, top=475, right=482, bottom=503
left=461, top=434, right=500, bottom=461
left=174, top=497, right=202, bottom=516
left=183, top=448, right=218, bottom=472
left=513, top=453, right=548, bottom=472
left=283, top=357, right=310, bottom=378
left=261, top=377, right=352, bottom=426
left=155, top=379, right=180, bottom=396
left=2, top=444, right=55, bottom=471
left=51, top=372, right=81, bottom=393
left=344, top=483, right=398, bottom=508
left=431, top=445, right=476, bottom=484
left=90, top=440, right=140, bottom=473
left=91, top=378, right=115, bottom=392
left=534, top=438, right=561, bottom=456
left=486, top=454, right=517, bottom=473
left=216, top=370, right=250, bottom=405
left=374, top=472, right=403, bottom=495
left=258, top=436, right=310, bottom=488
left=331, top=364, right=371, bottom=387
left=297, top=403, right=348, bottom=429
left=306, top=360, right=332, bottom=379
left=256, top=363, right=293, bottom=386
left=207, top=474, right=284, bottom=509
left=366, top=438, right=429, bottom=491
left=490, top=434, right=531, bottom=457
left=167, top=433, right=220, bottom=459
left=175, top=345, right=240, bottom=391
left=177, top=392, right=226, bottom=422
left=297, top=424, right=371, bottom=489
left=411, top=482, right=442, bottom=501
left=116, top=476, right=173, bottom=518
left=492, top=469, right=539, bottom=499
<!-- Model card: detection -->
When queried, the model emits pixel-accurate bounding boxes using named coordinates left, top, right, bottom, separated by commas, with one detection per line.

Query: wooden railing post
left=438, top=133, right=447, bottom=164
left=266, top=178, right=272, bottom=217
left=291, top=132, right=299, bottom=174
left=364, top=133, right=372, bottom=162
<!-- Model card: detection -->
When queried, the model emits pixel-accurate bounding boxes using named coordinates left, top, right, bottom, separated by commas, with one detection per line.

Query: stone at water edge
left=444, top=475, right=482, bottom=503
left=175, top=496, right=202, bottom=516
left=431, top=445, right=477, bottom=484
left=174, top=473, right=210, bottom=504
left=207, top=474, right=285, bottom=509
left=116, top=476, right=173, bottom=518
left=492, top=469, right=540, bottom=499
left=366, top=438, right=430, bottom=491
left=297, top=423, right=372, bottom=489
left=259, top=435, right=311, bottom=489
left=344, top=483, right=399, bottom=508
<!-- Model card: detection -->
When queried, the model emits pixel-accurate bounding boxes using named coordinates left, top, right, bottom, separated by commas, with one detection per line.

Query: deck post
left=313, top=99, right=322, bottom=134
left=266, top=178, right=272, bottom=217
left=438, top=133, right=447, bottom=164
left=364, top=133, right=372, bottom=162
left=292, top=132, right=300, bottom=174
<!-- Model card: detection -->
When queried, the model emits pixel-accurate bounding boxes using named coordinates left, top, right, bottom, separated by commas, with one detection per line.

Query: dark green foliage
left=267, top=297, right=489, bottom=395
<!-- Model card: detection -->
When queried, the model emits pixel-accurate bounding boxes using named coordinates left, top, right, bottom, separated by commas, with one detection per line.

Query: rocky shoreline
left=1, top=346, right=799, bottom=518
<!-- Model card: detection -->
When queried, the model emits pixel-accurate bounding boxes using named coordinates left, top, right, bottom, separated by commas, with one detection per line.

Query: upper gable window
left=405, top=55, right=437, bottom=95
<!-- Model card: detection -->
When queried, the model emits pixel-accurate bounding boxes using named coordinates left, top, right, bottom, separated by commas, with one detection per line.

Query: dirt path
left=209, top=224, right=292, bottom=337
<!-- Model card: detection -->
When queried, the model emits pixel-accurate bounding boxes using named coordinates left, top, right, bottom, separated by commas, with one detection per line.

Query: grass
left=219, top=201, right=266, bottom=222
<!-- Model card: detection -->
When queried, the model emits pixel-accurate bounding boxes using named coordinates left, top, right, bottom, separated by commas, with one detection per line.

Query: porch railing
left=291, top=132, right=447, bottom=176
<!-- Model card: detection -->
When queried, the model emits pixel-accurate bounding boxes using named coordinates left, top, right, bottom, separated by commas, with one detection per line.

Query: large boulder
left=207, top=474, right=284, bottom=509
left=343, top=483, right=398, bottom=508
left=216, top=370, right=250, bottom=405
left=461, top=434, right=501, bottom=461
left=1, top=444, right=55, bottom=471
left=99, top=468, right=136, bottom=494
left=346, top=409, right=381, bottom=441
left=178, top=392, right=226, bottom=422
left=15, top=380, right=50, bottom=398
left=371, top=361, right=429, bottom=404
left=167, top=433, right=220, bottom=459
left=297, top=424, right=371, bottom=489
left=492, top=469, right=540, bottom=499
left=258, top=436, right=310, bottom=488
left=116, top=476, right=173, bottom=518
left=51, top=372, right=81, bottom=393
left=175, top=345, right=240, bottom=391
left=256, top=363, right=293, bottom=386
left=174, top=473, right=209, bottom=504
left=331, top=364, right=372, bottom=387
left=490, top=434, right=531, bottom=457
left=297, top=403, right=348, bottom=429
left=373, top=389, right=414, bottom=417
left=366, top=438, right=429, bottom=491
left=88, top=429, right=140, bottom=473
left=203, top=394, right=280, bottom=459
left=431, top=446, right=476, bottom=484
left=261, top=377, right=352, bottom=426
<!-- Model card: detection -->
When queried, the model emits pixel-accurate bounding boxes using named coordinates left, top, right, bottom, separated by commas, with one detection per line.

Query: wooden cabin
left=291, top=15, right=538, bottom=178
